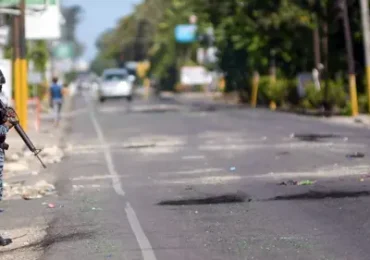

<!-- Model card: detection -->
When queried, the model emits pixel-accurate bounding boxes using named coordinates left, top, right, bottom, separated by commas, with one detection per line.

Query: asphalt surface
left=39, top=92, right=370, bottom=260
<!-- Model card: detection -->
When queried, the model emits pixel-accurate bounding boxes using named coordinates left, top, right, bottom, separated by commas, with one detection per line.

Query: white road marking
left=156, top=175, right=242, bottom=185
left=126, top=202, right=157, bottom=260
left=71, top=174, right=126, bottom=181
left=85, top=96, right=157, bottom=260
left=250, top=164, right=370, bottom=179
left=158, top=167, right=224, bottom=176
left=181, top=155, right=205, bottom=160
left=89, top=111, right=125, bottom=196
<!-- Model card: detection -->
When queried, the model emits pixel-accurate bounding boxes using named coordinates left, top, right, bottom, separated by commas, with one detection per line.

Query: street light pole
left=360, top=0, right=370, bottom=113
left=19, top=0, right=28, bottom=130
left=12, top=12, right=20, bottom=116
left=340, top=0, right=358, bottom=116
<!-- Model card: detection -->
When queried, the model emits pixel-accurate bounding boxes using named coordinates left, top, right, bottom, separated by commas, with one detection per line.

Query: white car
left=98, top=68, right=135, bottom=102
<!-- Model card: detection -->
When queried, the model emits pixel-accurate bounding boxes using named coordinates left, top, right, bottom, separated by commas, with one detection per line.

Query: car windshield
left=103, top=73, right=128, bottom=81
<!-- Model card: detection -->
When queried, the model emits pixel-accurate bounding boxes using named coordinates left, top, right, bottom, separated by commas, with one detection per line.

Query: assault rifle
left=0, top=69, right=46, bottom=168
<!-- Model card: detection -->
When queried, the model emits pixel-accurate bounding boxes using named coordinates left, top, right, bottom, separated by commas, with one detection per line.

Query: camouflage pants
left=0, top=151, right=3, bottom=200
left=0, top=125, right=9, bottom=201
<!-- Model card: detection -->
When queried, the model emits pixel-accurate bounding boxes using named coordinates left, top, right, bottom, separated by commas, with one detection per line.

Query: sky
left=61, top=0, right=142, bottom=63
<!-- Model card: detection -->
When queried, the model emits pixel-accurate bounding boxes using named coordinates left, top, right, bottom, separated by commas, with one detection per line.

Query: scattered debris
left=5, top=153, right=21, bottom=162
left=6, top=161, right=29, bottom=172
left=229, top=166, right=236, bottom=171
left=278, top=180, right=316, bottom=186
left=91, top=207, right=102, bottom=211
left=346, top=152, right=365, bottom=159
left=361, top=178, right=365, bottom=182
left=4, top=180, right=56, bottom=200
left=47, top=203, right=55, bottom=208
left=278, top=180, right=297, bottom=186
left=38, top=145, right=65, bottom=164
left=297, top=180, right=316, bottom=186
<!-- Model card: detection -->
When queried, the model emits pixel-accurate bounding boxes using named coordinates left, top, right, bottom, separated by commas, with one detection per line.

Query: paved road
left=40, top=94, right=370, bottom=260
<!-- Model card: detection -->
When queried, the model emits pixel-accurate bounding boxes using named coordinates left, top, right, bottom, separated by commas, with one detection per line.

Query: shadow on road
left=293, top=133, right=342, bottom=142
left=157, top=192, right=251, bottom=206
left=270, top=190, right=370, bottom=201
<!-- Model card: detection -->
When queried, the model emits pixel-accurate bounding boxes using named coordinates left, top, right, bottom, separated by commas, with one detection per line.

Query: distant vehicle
left=98, top=68, right=135, bottom=102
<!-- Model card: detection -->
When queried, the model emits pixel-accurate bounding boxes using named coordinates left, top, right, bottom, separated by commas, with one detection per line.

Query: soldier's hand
left=4, top=118, right=13, bottom=130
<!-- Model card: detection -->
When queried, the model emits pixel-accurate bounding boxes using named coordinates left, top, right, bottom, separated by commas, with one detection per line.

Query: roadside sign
left=0, top=26, right=9, bottom=46
left=0, top=0, right=62, bottom=40
left=0, top=59, right=12, bottom=106
left=25, top=2, right=62, bottom=40
left=52, top=42, right=75, bottom=59
left=175, top=24, right=197, bottom=43
left=0, top=0, right=57, bottom=6
left=180, top=66, right=212, bottom=86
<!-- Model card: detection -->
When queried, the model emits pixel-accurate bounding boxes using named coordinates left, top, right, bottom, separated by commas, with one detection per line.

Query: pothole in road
left=157, top=192, right=251, bottom=206
left=271, top=190, right=370, bottom=201
left=293, top=133, right=341, bottom=142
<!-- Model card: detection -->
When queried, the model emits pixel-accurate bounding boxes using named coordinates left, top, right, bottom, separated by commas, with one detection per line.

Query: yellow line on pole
left=349, top=73, right=359, bottom=116
left=20, top=59, right=28, bottom=130
left=366, top=66, right=370, bottom=113
left=14, top=59, right=21, bottom=114
left=250, top=72, right=259, bottom=108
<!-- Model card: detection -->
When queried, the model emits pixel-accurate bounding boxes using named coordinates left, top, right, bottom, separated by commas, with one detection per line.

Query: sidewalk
left=320, top=114, right=370, bottom=128
left=160, top=91, right=242, bottom=109
left=162, top=91, right=370, bottom=128
left=0, top=92, right=73, bottom=259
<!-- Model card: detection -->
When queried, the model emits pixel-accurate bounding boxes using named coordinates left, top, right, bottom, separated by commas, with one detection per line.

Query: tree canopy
left=91, top=0, right=367, bottom=94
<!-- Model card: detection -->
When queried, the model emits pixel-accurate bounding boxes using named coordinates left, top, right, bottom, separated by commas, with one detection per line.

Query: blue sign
left=174, top=24, right=197, bottom=43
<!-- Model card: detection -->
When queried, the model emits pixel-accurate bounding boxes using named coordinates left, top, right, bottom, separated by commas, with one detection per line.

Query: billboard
left=174, top=24, right=197, bottom=43
left=0, top=0, right=57, bottom=5
left=25, top=2, right=62, bottom=40
left=0, top=59, right=12, bottom=106
left=180, top=66, right=212, bottom=86
left=0, top=0, right=63, bottom=40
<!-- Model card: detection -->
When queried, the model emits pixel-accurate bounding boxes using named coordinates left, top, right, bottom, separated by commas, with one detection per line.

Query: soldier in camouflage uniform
left=0, top=110, right=14, bottom=246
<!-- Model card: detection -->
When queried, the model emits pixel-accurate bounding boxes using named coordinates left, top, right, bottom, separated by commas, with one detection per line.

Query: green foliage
left=90, top=0, right=367, bottom=107
left=27, top=40, right=49, bottom=77
left=64, top=71, right=78, bottom=84
left=61, top=4, right=84, bottom=58
left=258, top=77, right=297, bottom=106
left=90, top=54, right=117, bottom=75
left=358, top=94, right=369, bottom=113
left=299, top=79, right=347, bottom=109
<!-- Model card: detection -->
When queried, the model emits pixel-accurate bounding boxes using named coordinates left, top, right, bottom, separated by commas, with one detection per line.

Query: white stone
left=6, top=161, right=29, bottom=172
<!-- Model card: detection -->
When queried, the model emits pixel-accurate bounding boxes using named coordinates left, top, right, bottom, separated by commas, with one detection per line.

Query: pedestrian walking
left=49, top=77, right=64, bottom=127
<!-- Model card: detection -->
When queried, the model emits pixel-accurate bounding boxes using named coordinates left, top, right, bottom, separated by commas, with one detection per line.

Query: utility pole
left=341, top=0, right=359, bottom=116
left=313, top=27, right=321, bottom=70
left=19, top=0, right=27, bottom=130
left=12, top=11, right=21, bottom=120
left=360, top=0, right=370, bottom=113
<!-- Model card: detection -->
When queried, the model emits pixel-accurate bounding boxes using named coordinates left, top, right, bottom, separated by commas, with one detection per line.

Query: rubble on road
left=1, top=144, right=65, bottom=200
left=3, top=180, right=56, bottom=200
left=5, top=161, right=29, bottom=172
